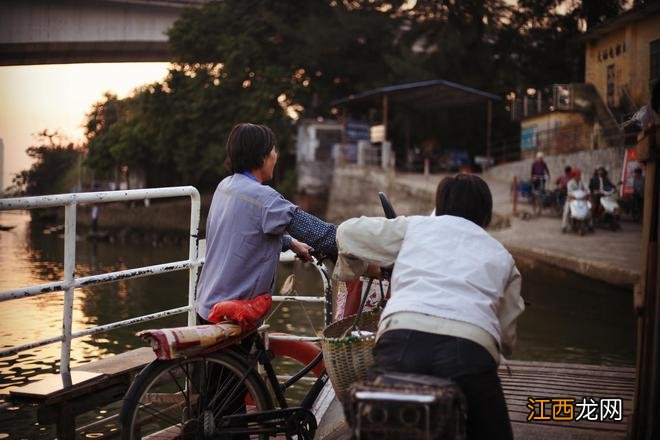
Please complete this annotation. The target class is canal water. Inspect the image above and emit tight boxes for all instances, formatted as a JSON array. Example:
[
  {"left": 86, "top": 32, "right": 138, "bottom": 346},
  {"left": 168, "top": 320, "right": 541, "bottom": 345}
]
[{"left": 0, "top": 210, "right": 635, "bottom": 438}]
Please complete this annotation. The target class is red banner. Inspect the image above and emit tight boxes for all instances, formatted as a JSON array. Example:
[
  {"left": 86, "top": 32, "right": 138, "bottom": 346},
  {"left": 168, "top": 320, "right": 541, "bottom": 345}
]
[{"left": 620, "top": 148, "right": 640, "bottom": 197}]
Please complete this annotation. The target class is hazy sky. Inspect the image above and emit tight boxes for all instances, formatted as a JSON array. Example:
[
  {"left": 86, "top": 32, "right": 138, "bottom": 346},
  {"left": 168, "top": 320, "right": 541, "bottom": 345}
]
[{"left": 0, "top": 62, "right": 170, "bottom": 190}]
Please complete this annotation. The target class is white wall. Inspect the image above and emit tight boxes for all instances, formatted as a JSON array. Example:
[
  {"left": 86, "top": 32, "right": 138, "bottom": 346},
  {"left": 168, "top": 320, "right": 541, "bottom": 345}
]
[{"left": 485, "top": 146, "right": 628, "bottom": 186}]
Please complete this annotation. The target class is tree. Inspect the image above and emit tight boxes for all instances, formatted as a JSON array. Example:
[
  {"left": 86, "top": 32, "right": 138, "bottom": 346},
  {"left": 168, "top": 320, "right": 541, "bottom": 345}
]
[
  {"left": 8, "top": 131, "right": 83, "bottom": 196},
  {"left": 85, "top": 0, "right": 403, "bottom": 190},
  {"left": 83, "top": 0, "right": 632, "bottom": 186}
]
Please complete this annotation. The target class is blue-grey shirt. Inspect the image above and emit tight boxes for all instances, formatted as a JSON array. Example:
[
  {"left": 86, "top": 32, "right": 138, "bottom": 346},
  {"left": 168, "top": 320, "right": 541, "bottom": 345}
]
[{"left": 195, "top": 173, "right": 337, "bottom": 320}]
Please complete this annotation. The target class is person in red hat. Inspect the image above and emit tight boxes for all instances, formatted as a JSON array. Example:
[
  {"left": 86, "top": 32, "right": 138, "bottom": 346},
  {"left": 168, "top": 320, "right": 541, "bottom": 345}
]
[{"left": 561, "top": 167, "right": 591, "bottom": 232}]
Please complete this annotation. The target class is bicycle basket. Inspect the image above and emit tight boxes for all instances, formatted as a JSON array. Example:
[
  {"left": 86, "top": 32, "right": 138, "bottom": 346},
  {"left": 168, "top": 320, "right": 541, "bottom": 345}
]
[{"left": 320, "top": 309, "right": 381, "bottom": 403}]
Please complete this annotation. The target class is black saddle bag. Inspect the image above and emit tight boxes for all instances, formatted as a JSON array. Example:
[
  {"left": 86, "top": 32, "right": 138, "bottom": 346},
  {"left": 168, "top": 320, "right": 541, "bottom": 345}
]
[{"left": 345, "top": 372, "right": 466, "bottom": 440}]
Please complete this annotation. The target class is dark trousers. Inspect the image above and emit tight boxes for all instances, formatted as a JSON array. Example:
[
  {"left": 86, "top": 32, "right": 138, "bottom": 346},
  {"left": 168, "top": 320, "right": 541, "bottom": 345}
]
[{"left": 370, "top": 330, "right": 513, "bottom": 440}]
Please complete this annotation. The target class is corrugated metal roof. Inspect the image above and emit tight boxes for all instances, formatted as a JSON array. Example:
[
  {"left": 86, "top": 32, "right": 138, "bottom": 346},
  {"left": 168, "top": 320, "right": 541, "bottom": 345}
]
[{"left": 330, "top": 79, "right": 500, "bottom": 110}]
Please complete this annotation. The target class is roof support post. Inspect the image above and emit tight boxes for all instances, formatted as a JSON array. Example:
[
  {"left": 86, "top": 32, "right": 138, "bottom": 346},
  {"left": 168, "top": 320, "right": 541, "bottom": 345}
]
[
  {"left": 382, "top": 93, "right": 389, "bottom": 142},
  {"left": 486, "top": 99, "right": 493, "bottom": 164},
  {"left": 631, "top": 124, "right": 660, "bottom": 439}
]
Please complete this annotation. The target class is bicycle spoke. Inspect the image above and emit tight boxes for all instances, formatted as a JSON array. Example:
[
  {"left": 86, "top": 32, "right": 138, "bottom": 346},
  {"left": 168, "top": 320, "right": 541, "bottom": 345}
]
[
  {"left": 179, "top": 362, "right": 203, "bottom": 397},
  {"left": 198, "top": 358, "right": 209, "bottom": 420},
  {"left": 123, "top": 351, "right": 275, "bottom": 440},
  {"left": 208, "top": 369, "right": 236, "bottom": 412},
  {"left": 168, "top": 369, "right": 191, "bottom": 411},
  {"left": 212, "top": 374, "right": 247, "bottom": 417},
  {"left": 136, "top": 402, "right": 183, "bottom": 428}
]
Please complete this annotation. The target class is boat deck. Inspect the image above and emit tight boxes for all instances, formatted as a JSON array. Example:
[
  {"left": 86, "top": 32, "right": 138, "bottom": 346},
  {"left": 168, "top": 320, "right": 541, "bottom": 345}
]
[
  {"left": 317, "top": 359, "right": 635, "bottom": 439},
  {"left": 8, "top": 353, "right": 635, "bottom": 439}
]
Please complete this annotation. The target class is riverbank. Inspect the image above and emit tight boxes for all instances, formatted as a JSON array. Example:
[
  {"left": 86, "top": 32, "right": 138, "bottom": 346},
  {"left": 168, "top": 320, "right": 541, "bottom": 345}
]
[
  {"left": 43, "top": 193, "right": 215, "bottom": 245},
  {"left": 328, "top": 167, "right": 641, "bottom": 287},
  {"left": 32, "top": 168, "right": 642, "bottom": 287}
]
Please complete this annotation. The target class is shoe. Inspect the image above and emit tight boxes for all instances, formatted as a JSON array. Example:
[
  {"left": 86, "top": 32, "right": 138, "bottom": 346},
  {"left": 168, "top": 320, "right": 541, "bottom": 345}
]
[{"left": 561, "top": 227, "right": 567, "bottom": 234}]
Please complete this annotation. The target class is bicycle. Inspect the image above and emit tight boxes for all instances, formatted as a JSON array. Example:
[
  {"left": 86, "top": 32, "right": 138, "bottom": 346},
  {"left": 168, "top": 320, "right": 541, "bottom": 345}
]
[
  {"left": 119, "top": 257, "right": 333, "bottom": 439},
  {"left": 530, "top": 176, "right": 547, "bottom": 217}
]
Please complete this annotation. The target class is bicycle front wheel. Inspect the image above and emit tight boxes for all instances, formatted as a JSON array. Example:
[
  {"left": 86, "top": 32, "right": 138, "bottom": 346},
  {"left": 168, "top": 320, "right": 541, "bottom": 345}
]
[{"left": 120, "top": 349, "right": 273, "bottom": 439}]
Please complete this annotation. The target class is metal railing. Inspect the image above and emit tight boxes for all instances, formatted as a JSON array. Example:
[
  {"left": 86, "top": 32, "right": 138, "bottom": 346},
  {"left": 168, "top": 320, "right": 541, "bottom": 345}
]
[
  {"left": 0, "top": 187, "right": 202, "bottom": 375},
  {"left": 0, "top": 187, "right": 332, "bottom": 377}
]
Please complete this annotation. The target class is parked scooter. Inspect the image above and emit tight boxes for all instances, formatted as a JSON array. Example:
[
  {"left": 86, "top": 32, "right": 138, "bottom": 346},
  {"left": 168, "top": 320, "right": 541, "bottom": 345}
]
[
  {"left": 566, "top": 189, "right": 592, "bottom": 236},
  {"left": 596, "top": 188, "right": 622, "bottom": 231}
]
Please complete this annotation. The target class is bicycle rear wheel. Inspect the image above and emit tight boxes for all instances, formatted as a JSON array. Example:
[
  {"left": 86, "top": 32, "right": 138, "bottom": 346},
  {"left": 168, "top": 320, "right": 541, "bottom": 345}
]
[{"left": 120, "top": 349, "right": 273, "bottom": 439}]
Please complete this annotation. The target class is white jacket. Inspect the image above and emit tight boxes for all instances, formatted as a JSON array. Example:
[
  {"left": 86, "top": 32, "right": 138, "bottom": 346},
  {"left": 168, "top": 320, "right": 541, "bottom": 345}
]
[{"left": 334, "top": 215, "right": 524, "bottom": 359}]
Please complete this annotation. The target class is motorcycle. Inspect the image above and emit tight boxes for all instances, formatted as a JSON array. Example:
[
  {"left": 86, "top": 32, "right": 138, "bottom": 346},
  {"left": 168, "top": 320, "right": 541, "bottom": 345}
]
[
  {"left": 595, "top": 188, "right": 621, "bottom": 231},
  {"left": 565, "top": 189, "right": 592, "bottom": 236}
]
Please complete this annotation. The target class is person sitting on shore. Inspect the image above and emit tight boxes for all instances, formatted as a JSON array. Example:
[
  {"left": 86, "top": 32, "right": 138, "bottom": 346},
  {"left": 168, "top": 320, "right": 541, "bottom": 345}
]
[
  {"left": 562, "top": 168, "right": 591, "bottom": 233},
  {"left": 556, "top": 166, "right": 572, "bottom": 192},
  {"left": 589, "top": 166, "right": 615, "bottom": 219},
  {"left": 334, "top": 173, "right": 525, "bottom": 440}
]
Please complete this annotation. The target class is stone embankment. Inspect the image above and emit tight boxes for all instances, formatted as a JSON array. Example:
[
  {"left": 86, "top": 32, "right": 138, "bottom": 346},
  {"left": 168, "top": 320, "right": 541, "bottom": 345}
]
[
  {"left": 485, "top": 145, "right": 628, "bottom": 187},
  {"left": 327, "top": 166, "right": 641, "bottom": 287},
  {"left": 63, "top": 194, "right": 214, "bottom": 244}
]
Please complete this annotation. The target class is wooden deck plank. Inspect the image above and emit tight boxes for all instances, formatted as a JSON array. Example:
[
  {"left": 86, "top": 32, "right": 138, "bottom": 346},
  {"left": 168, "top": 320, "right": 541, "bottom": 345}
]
[
  {"left": 500, "top": 375, "right": 635, "bottom": 387},
  {"left": 500, "top": 368, "right": 636, "bottom": 379},
  {"left": 9, "top": 371, "right": 103, "bottom": 399},
  {"left": 9, "top": 347, "right": 155, "bottom": 402},
  {"left": 511, "top": 421, "right": 626, "bottom": 440},
  {"left": 508, "top": 411, "right": 628, "bottom": 431},
  {"left": 498, "top": 360, "right": 633, "bottom": 437},
  {"left": 500, "top": 360, "right": 635, "bottom": 376},
  {"left": 316, "top": 360, "right": 635, "bottom": 439},
  {"left": 74, "top": 347, "right": 155, "bottom": 376},
  {"left": 501, "top": 373, "right": 635, "bottom": 385},
  {"left": 500, "top": 384, "right": 634, "bottom": 397}
]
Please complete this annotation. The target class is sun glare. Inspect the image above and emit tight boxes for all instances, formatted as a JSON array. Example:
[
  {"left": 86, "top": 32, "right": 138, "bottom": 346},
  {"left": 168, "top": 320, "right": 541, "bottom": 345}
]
[{"left": 0, "top": 62, "right": 170, "bottom": 189}]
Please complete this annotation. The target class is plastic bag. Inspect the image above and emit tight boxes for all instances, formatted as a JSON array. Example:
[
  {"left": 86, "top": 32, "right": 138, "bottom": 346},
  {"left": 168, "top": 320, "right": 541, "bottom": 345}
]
[{"left": 207, "top": 293, "right": 272, "bottom": 329}]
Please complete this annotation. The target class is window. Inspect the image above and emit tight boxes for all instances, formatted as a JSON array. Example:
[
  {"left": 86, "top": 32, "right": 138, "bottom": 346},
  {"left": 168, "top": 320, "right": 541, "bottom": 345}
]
[
  {"left": 607, "top": 64, "right": 615, "bottom": 107},
  {"left": 650, "top": 39, "right": 660, "bottom": 83}
]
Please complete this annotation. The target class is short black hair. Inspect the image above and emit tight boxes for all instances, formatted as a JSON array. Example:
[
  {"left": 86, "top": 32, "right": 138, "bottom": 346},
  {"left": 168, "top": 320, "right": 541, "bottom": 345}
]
[
  {"left": 435, "top": 173, "right": 493, "bottom": 228},
  {"left": 564, "top": 166, "right": 572, "bottom": 173},
  {"left": 225, "top": 123, "right": 276, "bottom": 173}
]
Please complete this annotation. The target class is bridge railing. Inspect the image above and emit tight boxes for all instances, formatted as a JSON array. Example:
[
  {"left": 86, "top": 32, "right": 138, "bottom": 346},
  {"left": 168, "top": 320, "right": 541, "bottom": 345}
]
[{"left": 0, "top": 187, "right": 332, "bottom": 377}]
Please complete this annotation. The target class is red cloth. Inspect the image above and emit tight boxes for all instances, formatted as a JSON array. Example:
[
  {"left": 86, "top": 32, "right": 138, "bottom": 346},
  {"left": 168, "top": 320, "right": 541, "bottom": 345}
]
[
  {"left": 343, "top": 280, "right": 364, "bottom": 317},
  {"left": 207, "top": 294, "right": 272, "bottom": 329}
]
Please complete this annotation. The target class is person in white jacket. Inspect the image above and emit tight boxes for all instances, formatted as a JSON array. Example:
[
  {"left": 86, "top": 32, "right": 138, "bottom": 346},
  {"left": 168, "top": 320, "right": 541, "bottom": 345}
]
[{"left": 334, "top": 173, "right": 524, "bottom": 440}]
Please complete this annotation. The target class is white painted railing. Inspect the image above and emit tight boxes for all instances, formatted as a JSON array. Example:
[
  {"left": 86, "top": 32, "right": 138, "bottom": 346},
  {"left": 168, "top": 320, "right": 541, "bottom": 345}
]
[
  {"left": 0, "top": 187, "right": 332, "bottom": 376},
  {"left": 0, "top": 187, "right": 202, "bottom": 374}
]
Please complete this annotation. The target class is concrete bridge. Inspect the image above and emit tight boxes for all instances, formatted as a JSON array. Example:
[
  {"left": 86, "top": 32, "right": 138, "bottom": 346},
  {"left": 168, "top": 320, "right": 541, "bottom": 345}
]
[{"left": 0, "top": 0, "right": 208, "bottom": 66}]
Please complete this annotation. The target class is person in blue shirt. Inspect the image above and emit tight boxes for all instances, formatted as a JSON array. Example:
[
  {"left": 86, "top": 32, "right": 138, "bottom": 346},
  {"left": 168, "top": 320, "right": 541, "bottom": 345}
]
[{"left": 196, "top": 122, "right": 337, "bottom": 323}]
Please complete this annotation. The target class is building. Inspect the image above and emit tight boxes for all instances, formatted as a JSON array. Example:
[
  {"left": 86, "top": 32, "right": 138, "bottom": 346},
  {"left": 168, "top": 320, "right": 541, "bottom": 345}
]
[
  {"left": 0, "top": 138, "right": 4, "bottom": 195},
  {"left": 583, "top": 3, "right": 660, "bottom": 112},
  {"left": 295, "top": 119, "right": 342, "bottom": 195},
  {"left": 509, "top": 3, "right": 660, "bottom": 160}
]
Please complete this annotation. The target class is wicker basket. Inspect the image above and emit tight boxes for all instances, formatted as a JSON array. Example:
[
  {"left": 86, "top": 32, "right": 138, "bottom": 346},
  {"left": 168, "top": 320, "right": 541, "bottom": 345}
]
[{"left": 321, "top": 309, "right": 381, "bottom": 403}]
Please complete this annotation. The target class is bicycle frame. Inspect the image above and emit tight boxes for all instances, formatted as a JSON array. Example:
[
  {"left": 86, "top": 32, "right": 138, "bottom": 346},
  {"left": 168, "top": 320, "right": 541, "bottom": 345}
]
[
  {"left": 122, "top": 257, "right": 333, "bottom": 439},
  {"left": 164, "top": 307, "right": 331, "bottom": 438},
  {"left": 252, "top": 333, "right": 328, "bottom": 410}
]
